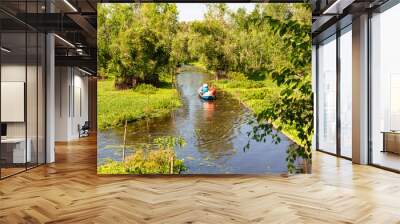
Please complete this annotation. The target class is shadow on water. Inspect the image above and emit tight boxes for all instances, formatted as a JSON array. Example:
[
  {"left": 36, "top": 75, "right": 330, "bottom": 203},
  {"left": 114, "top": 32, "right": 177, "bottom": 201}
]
[{"left": 98, "top": 68, "right": 292, "bottom": 174}]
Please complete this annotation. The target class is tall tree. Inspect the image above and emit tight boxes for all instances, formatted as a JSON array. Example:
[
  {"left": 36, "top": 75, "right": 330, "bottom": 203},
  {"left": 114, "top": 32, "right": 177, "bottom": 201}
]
[
  {"left": 98, "top": 3, "right": 179, "bottom": 88},
  {"left": 190, "top": 3, "right": 235, "bottom": 79}
]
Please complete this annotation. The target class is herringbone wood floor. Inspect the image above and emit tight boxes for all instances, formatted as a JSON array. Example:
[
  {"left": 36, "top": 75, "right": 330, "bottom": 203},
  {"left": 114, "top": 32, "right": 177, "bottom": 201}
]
[{"left": 1, "top": 136, "right": 400, "bottom": 224}]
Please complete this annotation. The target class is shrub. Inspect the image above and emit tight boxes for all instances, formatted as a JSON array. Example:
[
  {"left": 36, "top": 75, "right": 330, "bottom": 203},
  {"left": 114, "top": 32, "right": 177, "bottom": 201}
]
[
  {"left": 134, "top": 83, "right": 158, "bottom": 94},
  {"left": 227, "top": 71, "right": 247, "bottom": 81},
  {"left": 98, "top": 136, "right": 187, "bottom": 174},
  {"left": 97, "top": 161, "right": 127, "bottom": 174}
]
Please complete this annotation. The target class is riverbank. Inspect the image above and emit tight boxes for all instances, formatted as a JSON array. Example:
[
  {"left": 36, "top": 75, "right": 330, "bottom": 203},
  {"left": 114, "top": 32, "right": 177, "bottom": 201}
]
[
  {"left": 213, "top": 78, "right": 302, "bottom": 146},
  {"left": 98, "top": 78, "right": 181, "bottom": 130}
]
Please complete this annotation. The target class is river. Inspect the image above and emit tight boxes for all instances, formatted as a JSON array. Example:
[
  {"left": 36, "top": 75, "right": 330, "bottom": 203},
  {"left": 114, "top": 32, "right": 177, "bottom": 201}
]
[{"left": 98, "top": 68, "right": 293, "bottom": 174}]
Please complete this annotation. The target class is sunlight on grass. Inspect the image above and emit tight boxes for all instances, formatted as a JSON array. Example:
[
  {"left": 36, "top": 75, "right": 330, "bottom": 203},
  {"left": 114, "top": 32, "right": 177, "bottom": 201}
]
[
  {"left": 213, "top": 78, "right": 302, "bottom": 145},
  {"left": 98, "top": 79, "right": 181, "bottom": 130},
  {"left": 98, "top": 136, "right": 186, "bottom": 174}
]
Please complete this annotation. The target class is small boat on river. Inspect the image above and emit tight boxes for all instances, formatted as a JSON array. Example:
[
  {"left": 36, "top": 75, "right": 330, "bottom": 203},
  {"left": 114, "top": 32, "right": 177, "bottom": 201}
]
[{"left": 198, "top": 84, "right": 216, "bottom": 101}]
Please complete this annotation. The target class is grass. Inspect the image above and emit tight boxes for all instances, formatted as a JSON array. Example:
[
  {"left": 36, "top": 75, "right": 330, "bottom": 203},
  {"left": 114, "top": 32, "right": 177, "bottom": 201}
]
[
  {"left": 98, "top": 136, "right": 186, "bottom": 174},
  {"left": 97, "top": 148, "right": 186, "bottom": 174},
  {"left": 98, "top": 78, "right": 181, "bottom": 130},
  {"left": 188, "top": 61, "right": 207, "bottom": 70},
  {"left": 213, "top": 77, "right": 302, "bottom": 145}
]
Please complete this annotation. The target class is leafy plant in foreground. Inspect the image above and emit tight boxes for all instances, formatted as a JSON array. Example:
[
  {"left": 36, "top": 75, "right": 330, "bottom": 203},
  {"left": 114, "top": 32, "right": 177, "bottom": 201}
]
[
  {"left": 97, "top": 136, "right": 186, "bottom": 174},
  {"left": 248, "top": 12, "right": 313, "bottom": 174}
]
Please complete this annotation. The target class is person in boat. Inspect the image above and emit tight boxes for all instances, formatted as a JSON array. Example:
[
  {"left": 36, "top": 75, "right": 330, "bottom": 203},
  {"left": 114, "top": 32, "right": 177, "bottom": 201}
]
[
  {"left": 209, "top": 86, "right": 216, "bottom": 96},
  {"left": 202, "top": 83, "right": 209, "bottom": 93},
  {"left": 201, "top": 84, "right": 216, "bottom": 95}
]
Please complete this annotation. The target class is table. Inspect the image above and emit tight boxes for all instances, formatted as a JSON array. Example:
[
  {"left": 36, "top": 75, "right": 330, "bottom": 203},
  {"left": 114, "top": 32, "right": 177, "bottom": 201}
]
[
  {"left": 381, "top": 131, "right": 400, "bottom": 154},
  {"left": 1, "top": 138, "right": 31, "bottom": 163}
]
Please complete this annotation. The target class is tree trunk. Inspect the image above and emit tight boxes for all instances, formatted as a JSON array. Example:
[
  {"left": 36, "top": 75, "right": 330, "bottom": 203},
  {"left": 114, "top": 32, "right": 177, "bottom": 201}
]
[
  {"left": 216, "top": 70, "right": 223, "bottom": 80},
  {"left": 115, "top": 76, "right": 138, "bottom": 90},
  {"left": 144, "top": 74, "right": 160, "bottom": 87},
  {"left": 302, "top": 159, "right": 312, "bottom": 174}
]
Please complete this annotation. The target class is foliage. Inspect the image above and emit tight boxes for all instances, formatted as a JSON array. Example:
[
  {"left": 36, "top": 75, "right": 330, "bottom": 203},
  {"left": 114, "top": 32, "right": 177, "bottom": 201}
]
[
  {"left": 171, "top": 23, "right": 193, "bottom": 66},
  {"left": 213, "top": 79, "right": 301, "bottom": 144},
  {"left": 189, "top": 4, "right": 235, "bottom": 79},
  {"left": 209, "top": 4, "right": 312, "bottom": 173},
  {"left": 98, "top": 136, "right": 187, "bottom": 174},
  {"left": 97, "top": 4, "right": 136, "bottom": 78},
  {"left": 134, "top": 83, "right": 158, "bottom": 95},
  {"left": 184, "top": 4, "right": 310, "bottom": 81},
  {"left": 98, "top": 3, "right": 310, "bottom": 87},
  {"left": 97, "top": 5, "right": 110, "bottom": 78},
  {"left": 98, "top": 4, "right": 180, "bottom": 87},
  {"left": 246, "top": 8, "right": 313, "bottom": 174},
  {"left": 97, "top": 150, "right": 186, "bottom": 174},
  {"left": 226, "top": 72, "right": 247, "bottom": 81},
  {"left": 98, "top": 79, "right": 181, "bottom": 129},
  {"left": 223, "top": 79, "right": 266, "bottom": 89}
]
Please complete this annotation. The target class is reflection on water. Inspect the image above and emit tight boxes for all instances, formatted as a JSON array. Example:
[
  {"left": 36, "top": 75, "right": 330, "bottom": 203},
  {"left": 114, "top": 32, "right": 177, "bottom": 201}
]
[{"left": 98, "top": 69, "right": 292, "bottom": 174}]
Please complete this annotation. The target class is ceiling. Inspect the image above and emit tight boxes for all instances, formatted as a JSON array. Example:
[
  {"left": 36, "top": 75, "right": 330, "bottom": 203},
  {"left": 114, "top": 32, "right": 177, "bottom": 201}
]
[
  {"left": 311, "top": 0, "right": 390, "bottom": 43},
  {"left": 0, "top": 0, "right": 97, "bottom": 74}
]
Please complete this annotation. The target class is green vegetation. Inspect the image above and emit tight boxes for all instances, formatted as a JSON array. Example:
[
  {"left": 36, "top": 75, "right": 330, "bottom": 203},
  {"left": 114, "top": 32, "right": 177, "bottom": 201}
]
[
  {"left": 98, "top": 136, "right": 186, "bottom": 174},
  {"left": 97, "top": 4, "right": 185, "bottom": 128},
  {"left": 98, "top": 4, "right": 183, "bottom": 88},
  {"left": 213, "top": 76, "right": 302, "bottom": 145},
  {"left": 98, "top": 3, "right": 312, "bottom": 173},
  {"left": 98, "top": 79, "right": 181, "bottom": 130},
  {"left": 247, "top": 9, "right": 313, "bottom": 173}
]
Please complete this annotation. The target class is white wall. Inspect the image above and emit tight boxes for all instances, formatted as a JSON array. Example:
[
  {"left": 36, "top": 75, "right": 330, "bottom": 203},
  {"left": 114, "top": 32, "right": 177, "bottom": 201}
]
[
  {"left": 1, "top": 64, "right": 26, "bottom": 138},
  {"left": 1, "top": 62, "right": 46, "bottom": 164},
  {"left": 55, "top": 66, "right": 69, "bottom": 141},
  {"left": 55, "top": 66, "right": 89, "bottom": 141},
  {"left": 1, "top": 64, "right": 25, "bottom": 81},
  {"left": 72, "top": 71, "right": 89, "bottom": 137}
]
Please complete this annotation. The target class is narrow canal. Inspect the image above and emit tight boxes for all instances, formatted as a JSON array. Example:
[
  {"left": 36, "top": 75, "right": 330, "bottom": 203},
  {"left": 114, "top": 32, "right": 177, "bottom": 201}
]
[{"left": 98, "top": 68, "right": 293, "bottom": 174}]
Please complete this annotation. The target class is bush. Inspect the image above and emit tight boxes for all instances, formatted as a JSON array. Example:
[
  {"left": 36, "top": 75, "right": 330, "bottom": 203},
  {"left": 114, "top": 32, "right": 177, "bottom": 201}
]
[
  {"left": 98, "top": 136, "right": 187, "bottom": 174},
  {"left": 97, "top": 161, "right": 127, "bottom": 174},
  {"left": 227, "top": 71, "right": 247, "bottom": 81},
  {"left": 134, "top": 83, "right": 158, "bottom": 94},
  {"left": 97, "top": 151, "right": 186, "bottom": 174}
]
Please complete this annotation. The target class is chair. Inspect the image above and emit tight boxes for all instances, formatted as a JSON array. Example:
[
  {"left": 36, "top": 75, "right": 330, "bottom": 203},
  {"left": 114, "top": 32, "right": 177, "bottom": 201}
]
[{"left": 79, "top": 121, "right": 90, "bottom": 138}]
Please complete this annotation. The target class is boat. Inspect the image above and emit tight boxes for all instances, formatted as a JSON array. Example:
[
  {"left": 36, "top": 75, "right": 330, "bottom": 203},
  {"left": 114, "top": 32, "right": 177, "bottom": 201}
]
[{"left": 198, "top": 87, "right": 216, "bottom": 100}]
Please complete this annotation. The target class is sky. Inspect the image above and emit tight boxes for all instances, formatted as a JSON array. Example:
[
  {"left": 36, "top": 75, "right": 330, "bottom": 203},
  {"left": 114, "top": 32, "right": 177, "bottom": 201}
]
[{"left": 176, "top": 3, "right": 256, "bottom": 22}]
